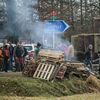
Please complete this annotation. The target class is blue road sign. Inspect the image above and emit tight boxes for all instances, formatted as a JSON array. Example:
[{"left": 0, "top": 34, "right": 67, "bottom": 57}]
[{"left": 44, "top": 20, "right": 70, "bottom": 33}]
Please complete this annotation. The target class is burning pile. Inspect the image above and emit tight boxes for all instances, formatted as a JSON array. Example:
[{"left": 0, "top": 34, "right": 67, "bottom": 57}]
[{"left": 23, "top": 49, "right": 91, "bottom": 80}]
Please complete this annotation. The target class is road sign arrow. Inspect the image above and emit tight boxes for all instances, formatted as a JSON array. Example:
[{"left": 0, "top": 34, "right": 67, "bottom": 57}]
[{"left": 44, "top": 20, "right": 70, "bottom": 33}]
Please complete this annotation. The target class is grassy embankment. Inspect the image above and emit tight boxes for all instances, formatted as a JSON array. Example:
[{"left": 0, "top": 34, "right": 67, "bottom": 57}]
[{"left": 0, "top": 72, "right": 100, "bottom": 99}]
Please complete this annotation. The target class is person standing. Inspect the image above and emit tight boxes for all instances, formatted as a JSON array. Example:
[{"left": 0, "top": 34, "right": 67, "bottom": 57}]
[
  {"left": 34, "top": 42, "right": 41, "bottom": 61},
  {"left": 9, "top": 42, "right": 14, "bottom": 70},
  {"left": 21, "top": 43, "right": 28, "bottom": 65},
  {"left": 14, "top": 42, "right": 24, "bottom": 71},
  {"left": 2, "top": 44, "right": 10, "bottom": 72},
  {"left": 84, "top": 44, "right": 93, "bottom": 71},
  {"left": 93, "top": 51, "right": 100, "bottom": 74},
  {"left": 0, "top": 46, "right": 3, "bottom": 70}
]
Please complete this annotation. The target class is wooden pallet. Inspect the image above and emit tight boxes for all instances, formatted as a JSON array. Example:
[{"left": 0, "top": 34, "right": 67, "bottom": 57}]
[
  {"left": 39, "top": 50, "right": 64, "bottom": 60},
  {"left": 55, "top": 63, "right": 67, "bottom": 79},
  {"left": 33, "top": 63, "right": 57, "bottom": 80}
]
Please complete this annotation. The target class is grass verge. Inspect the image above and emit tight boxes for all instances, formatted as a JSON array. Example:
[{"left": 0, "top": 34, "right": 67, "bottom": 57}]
[{"left": 0, "top": 72, "right": 100, "bottom": 97}]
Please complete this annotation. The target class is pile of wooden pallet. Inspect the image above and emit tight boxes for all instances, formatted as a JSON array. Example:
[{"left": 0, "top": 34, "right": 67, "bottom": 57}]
[
  {"left": 23, "top": 60, "right": 90, "bottom": 80},
  {"left": 23, "top": 49, "right": 91, "bottom": 80},
  {"left": 39, "top": 49, "right": 64, "bottom": 62},
  {"left": 32, "top": 61, "right": 90, "bottom": 80}
]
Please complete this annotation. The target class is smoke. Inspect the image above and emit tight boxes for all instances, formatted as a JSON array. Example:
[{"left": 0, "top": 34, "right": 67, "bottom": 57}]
[
  {"left": 1, "top": 0, "right": 76, "bottom": 60},
  {"left": 14, "top": 0, "right": 33, "bottom": 34},
  {"left": 4, "top": 0, "right": 37, "bottom": 38},
  {"left": 32, "top": 21, "right": 76, "bottom": 60},
  {"left": 4, "top": 0, "right": 68, "bottom": 46},
  {"left": 32, "top": 21, "right": 69, "bottom": 47}
]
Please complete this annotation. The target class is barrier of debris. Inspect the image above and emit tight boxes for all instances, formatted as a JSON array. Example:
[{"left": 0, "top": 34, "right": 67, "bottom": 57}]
[{"left": 23, "top": 49, "right": 91, "bottom": 80}]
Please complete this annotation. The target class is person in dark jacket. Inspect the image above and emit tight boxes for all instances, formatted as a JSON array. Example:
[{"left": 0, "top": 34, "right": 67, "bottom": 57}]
[
  {"left": 9, "top": 42, "right": 14, "bottom": 70},
  {"left": 14, "top": 42, "right": 24, "bottom": 71},
  {"left": 84, "top": 44, "right": 93, "bottom": 71},
  {"left": 21, "top": 44, "right": 28, "bottom": 65},
  {"left": 2, "top": 44, "right": 10, "bottom": 72},
  {"left": 93, "top": 51, "right": 100, "bottom": 74},
  {"left": 0, "top": 47, "right": 3, "bottom": 71}
]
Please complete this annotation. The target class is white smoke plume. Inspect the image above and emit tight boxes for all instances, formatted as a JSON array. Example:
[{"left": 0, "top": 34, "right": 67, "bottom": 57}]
[
  {"left": 13, "top": 0, "right": 37, "bottom": 36},
  {"left": 13, "top": 0, "right": 75, "bottom": 60},
  {"left": 2, "top": 0, "right": 75, "bottom": 60},
  {"left": 1, "top": 0, "right": 36, "bottom": 37}
]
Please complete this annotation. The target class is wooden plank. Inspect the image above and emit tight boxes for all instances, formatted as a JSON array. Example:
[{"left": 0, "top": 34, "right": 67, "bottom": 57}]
[
  {"left": 47, "top": 65, "right": 55, "bottom": 80},
  {"left": 39, "top": 50, "right": 64, "bottom": 58},
  {"left": 39, "top": 54, "right": 63, "bottom": 57},
  {"left": 71, "top": 63, "right": 84, "bottom": 65},
  {"left": 40, "top": 64, "right": 48, "bottom": 78},
  {"left": 55, "top": 63, "right": 67, "bottom": 79},
  {"left": 39, "top": 49, "right": 64, "bottom": 53},
  {"left": 51, "top": 63, "right": 64, "bottom": 80},
  {"left": 33, "top": 63, "right": 42, "bottom": 77},
  {"left": 39, "top": 52, "right": 64, "bottom": 55},
  {"left": 60, "top": 63, "right": 64, "bottom": 67},
  {"left": 38, "top": 63, "right": 46, "bottom": 78},
  {"left": 43, "top": 64, "right": 52, "bottom": 79},
  {"left": 36, "top": 63, "right": 45, "bottom": 78},
  {"left": 51, "top": 65, "right": 59, "bottom": 80},
  {"left": 39, "top": 54, "right": 64, "bottom": 58}
]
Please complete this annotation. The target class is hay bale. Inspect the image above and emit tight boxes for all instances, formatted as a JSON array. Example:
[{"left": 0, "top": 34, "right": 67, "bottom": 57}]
[{"left": 86, "top": 75, "right": 100, "bottom": 91}]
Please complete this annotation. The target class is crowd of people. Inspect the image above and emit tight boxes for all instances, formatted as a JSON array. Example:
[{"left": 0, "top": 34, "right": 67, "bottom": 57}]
[
  {"left": 0, "top": 40, "right": 100, "bottom": 74},
  {"left": 0, "top": 41, "right": 28, "bottom": 72}
]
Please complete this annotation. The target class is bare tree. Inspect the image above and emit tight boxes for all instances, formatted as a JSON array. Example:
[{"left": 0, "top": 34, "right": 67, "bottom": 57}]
[{"left": 35, "top": 0, "right": 100, "bottom": 36}]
